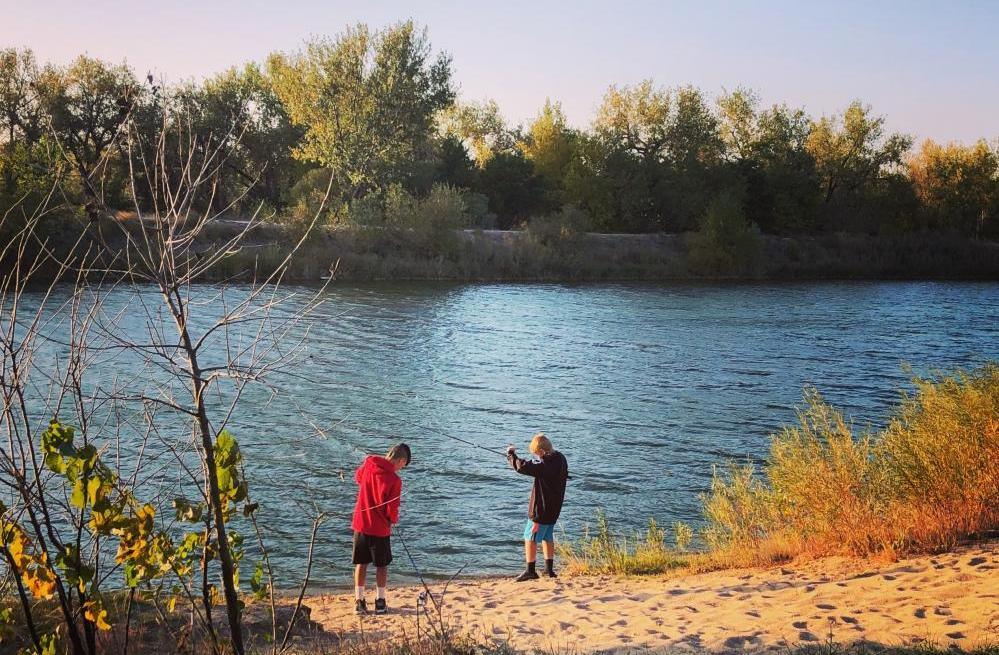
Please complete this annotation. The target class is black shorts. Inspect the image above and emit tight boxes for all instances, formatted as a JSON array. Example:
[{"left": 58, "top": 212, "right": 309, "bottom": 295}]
[{"left": 352, "top": 531, "right": 392, "bottom": 567}]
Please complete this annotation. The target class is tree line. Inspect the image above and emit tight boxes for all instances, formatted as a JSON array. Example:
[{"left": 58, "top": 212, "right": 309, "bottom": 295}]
[{"left": 2, "top": 21, "right": 998, "bottom": 240}]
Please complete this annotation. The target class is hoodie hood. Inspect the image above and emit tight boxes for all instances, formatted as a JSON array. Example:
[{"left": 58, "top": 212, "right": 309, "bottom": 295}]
[{"left": 362, "top": 455, "right": 397, "bottom": 476}]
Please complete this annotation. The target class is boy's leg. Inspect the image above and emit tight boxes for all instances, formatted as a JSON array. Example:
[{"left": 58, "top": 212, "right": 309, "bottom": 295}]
[
  {"left": 375, "top": 566, "right": 388, "bottom": 598},
  {"left": 373, "top": 536, "right": 392, "bottom": 613},
  {"left": 542, "top": 538, "right": 556, "bottom": 576},
  {"left": 354, "top": 564, "right": 367, "bottom": 598},
  {"left": 516, "top": 521, "right": 540, "bottom": 581},
  {"left": 524, "top": 539, "right": 538, "bottom": 564}
]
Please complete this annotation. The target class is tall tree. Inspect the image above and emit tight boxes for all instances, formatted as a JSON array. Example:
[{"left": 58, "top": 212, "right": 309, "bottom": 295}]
[
  {"left": 806, "top": 101, "right": 911, "bottom": 206},
  {"left": 518, "top": 99, "right": 575, "bottom": 181},
  {"left": 34, "top": 55, "right": 140, "bottom": 218},
  {"left": 268, "top": 21, "right": 454, "bottom": 199},
  {"left": 908, "top": 139, "right": 999, "bottom": 237},
  {"left": 438, "top": 99, "right": 513, "bottom": 167},
  {"left": 717, "top": 89, "right": 820, "bottom": 232}
]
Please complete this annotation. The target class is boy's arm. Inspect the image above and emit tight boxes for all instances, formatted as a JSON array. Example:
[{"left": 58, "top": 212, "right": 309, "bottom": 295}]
[
  {"left": 507, "top": 449, "right": 543, "bottom": 477},
  {"left": 386, "top": 478, "right": 402, "bottom": 524}
]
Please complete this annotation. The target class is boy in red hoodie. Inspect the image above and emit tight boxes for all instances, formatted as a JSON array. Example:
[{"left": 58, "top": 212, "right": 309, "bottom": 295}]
[{"left": 351, "top": 443, "right": 411, "bottom": 615}]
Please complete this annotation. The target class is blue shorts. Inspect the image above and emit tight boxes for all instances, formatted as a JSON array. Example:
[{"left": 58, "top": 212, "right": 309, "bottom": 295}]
[{"left": 524, "top": 520, "right": 555, "bottom": 543}]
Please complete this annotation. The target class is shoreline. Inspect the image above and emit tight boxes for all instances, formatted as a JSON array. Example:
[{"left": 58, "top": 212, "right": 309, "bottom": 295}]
[
  {"left": 280, "top": 541, "right": 999, "bottom": 653},
  {"left": 13, "top": 219, "right": 999, "bottom": 283}
]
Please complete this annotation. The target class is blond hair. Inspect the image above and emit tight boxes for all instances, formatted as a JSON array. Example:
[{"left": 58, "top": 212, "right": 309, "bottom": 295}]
[{"left": 529, "top": 433, "right": 553, "bottom": 456}]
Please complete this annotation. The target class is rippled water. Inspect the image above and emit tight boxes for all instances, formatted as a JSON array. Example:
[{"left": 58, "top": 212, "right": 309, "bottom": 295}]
[{"left": 16, "top": 282, "right": 999, "bottom": 587}]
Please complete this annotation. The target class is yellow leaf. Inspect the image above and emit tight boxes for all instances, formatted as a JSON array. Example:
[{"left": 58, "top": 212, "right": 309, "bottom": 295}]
[{"left": 83, "top": 600, "right": 111, "bottom": 631}]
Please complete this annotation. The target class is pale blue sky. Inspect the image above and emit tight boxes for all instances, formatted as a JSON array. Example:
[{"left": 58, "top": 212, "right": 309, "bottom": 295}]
[{"left": 4, "top": 0, "right": 997, "bottom": 143}]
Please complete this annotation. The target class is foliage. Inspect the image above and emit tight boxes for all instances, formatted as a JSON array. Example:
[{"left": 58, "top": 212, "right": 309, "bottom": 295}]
[
  {"left": 2, "top": 29, "right": 999, "bottom": 278},
  {"left": 268, "top": 22, "right": 454, "bottom": 200},
  {"left": 704, "top": 364, "right": 999, "bottom": 561},
  {"left": 477, "top": 151, "right": 547, "bottom": 229},
  {"left": 687, "top": 187, "right": 762, "bottom": 276},
  {"left": 559, "top": 511, "right": 693, "bottom": 575},
  {"left": 908, "top": 139, "right": 999, "bottom": 237},
  {"left": 806, "top": 102, "right": 912, "bottom": 230},
  {"left": 438, "top": 99, "right": 514, "bottom": 167}
]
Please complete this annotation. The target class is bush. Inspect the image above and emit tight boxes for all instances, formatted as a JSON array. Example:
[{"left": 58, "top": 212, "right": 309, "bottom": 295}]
[
  {"left": 559, "top": 511, "right": 693, "bottom": 575},
  {"left": 687, "top": 187, "right": 762, "bottom": 276},
  {"left": 704, "top": 364, "right": 999, "bottom": 561}
]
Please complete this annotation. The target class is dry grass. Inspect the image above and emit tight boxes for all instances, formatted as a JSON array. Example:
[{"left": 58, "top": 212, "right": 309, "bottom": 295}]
[
  {"left": 706, "top": 364, "right": 999, "bottom": 563},
  {"left": 563, "top": 364, "right": 999, "bottom": 576}
]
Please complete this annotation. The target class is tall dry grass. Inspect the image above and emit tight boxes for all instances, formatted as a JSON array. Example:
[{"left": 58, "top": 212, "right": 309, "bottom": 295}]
[
  {"left": 564, "top": 364, "right": 999, "bottom": 575},
  {"left": 705, "top": 364, "right": 999, "bottom": 563}
]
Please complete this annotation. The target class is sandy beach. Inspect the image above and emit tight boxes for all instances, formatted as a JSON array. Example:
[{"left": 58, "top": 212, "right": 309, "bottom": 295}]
[{"left": 298, "top": 542, "right": 999, "bottom": 653}]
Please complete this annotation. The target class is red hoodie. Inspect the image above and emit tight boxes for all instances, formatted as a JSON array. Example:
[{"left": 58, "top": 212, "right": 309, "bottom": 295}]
[{"left": 351, "top": 455, "right": 402, "bottom": 537}]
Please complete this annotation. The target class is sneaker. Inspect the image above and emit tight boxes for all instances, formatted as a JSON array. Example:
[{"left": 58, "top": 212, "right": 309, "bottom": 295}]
[
  {"left": 543, "top": 569, "right": 558, "bottom": 578},
  {"left": 515, "top": 569, "right": 540, "bottom": 582},
  {"left": 355, "top": 599, "right": 368, "bottom": 615},
  {"left": 374, "top": 598, "right": 387, "bottom": 614}
]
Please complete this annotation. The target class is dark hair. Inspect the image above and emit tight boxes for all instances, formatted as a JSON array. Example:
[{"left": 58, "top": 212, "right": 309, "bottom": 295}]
[{"left": 386, "top": 443, "right": 411, "bottom": 466}]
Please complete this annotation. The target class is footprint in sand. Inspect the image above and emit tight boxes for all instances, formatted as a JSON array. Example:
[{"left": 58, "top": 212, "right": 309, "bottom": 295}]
[
  {"left": 947, "top": 632, "right": 966, "bottom": 640},
  {"left": 816, "top": 604, "right": 836, "bottom": 610},
  {"left": 946, "top": 619, "right": 962, "bottom": 626},
  {"left": 792, "top": 621, "right": 808, "bottom": 629},
  {"left": 968, "top": 557, "right": 987, "bottom": 566},
  {"left": 841, "top": 616, "right": 858, "bottom": 625},
  {"left": 914, "top": 608, "right": 927, "bottom": 619},
  {"left": 483, "top": 601, "right": 497, "bottom": 609},
  {"left": 746, "top": 610, "right": 761, "bottom": 618},
  {"left": 933, "top": 606, "right": 952, "bottom": 616},
  {"left": 798, "top": 631, "right": 819, "bottom": 642},
  {"left": 724, "top": 635, "right": 759, "bottom": 648}
]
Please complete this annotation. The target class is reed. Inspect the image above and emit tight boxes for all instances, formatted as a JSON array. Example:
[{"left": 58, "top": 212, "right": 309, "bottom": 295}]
[
  {"left": 565, "top": 364, "right": 999, "bottom": 575},
  {"left": 706, "top": 364, "right": 999, "bottom": 562}
]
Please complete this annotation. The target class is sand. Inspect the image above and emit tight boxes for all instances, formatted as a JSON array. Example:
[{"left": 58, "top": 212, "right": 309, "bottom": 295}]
[{"left": 299, "top": 542, "right": 999, "bottom": 653}]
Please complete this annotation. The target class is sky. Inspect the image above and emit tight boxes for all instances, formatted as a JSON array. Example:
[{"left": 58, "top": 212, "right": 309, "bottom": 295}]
[{"left": 3, "top": 0, "right": 998, "bottom": 144}]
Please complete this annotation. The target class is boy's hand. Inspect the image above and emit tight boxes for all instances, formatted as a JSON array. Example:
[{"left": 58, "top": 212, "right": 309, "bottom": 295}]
[{"left": 506, "top": 445, "right": 516, "bottom": 457}]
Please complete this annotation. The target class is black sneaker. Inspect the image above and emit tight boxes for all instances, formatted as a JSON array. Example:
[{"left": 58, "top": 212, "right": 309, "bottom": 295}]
[
  {"left": 355, "top": 599, "right": 368, "bottom": 615},
  {"left": 374, "top": 598, "right": 387, "bottom": 614},
  {"left": 515, "top": 569, "right": 540, "bottom": 582},
  {"left": 544, "top": 569, "right": 558, "bottom": 578}
]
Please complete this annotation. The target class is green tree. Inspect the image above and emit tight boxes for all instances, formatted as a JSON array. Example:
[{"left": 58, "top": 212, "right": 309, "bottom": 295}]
[
  {"left": 908, "top": 139, "right": 999, "bottom": 237},
  {"left": 717, "top": 89, "right": 820, "bottom": 232},
  {"left": 519, "top": 100, "right": 575, "bottom": 182},
  {"left": 806, "top": 101, "right": 912, "bottom": 213},
  {"left": 687, "top": 186, "right": 761, "bottom": 276},
  {"left": 268, "top": 21, "right": 454, "bottom": 199},
  {"left": 189, "top": 63, "right": 305, "bottom": 212},
  {"left": 434, "top": 133, "right": 478, "bottom": 188},
  {"left": 0, "top": 48, "right": 43, "bottom": 148},
  {"left": 438, "top": 99, "right": 514, "bottom": 167},
  {"left": 33, "top": 55, "right": 140, "bottom": 218},
  {"left": 477, "top": 151, "right": 546, "bottom": 228}
]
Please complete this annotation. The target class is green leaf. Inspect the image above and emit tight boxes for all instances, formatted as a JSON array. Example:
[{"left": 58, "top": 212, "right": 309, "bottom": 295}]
[
  {"left": 172, "top": 498, "right": 204, "bottom": 523},
  {"left": 70, "top": 479, "right": 86, "bottom": 509},
  {"left": 86, "top": 476, "right": 102, "bottom": 506}
]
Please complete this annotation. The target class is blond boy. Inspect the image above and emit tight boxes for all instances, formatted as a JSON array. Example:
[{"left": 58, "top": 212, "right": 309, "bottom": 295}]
[{"left": 506, "top": 433, "right": 569, "bottom": 581}]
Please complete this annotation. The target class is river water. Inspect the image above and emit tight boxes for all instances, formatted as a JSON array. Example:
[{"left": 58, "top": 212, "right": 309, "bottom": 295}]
[{"left": 14, "top": 281, "right": 999, "bottom": 587}]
